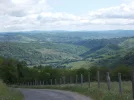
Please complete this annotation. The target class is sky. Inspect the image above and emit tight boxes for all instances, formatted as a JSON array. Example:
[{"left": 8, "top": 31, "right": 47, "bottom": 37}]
[{"left": 0, "top": 0, "right": 134, "bottom": 32}]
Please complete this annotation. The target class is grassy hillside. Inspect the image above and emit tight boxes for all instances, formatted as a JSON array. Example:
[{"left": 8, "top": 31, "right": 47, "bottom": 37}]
[
  {"left": 0, "top": 80, "right": 23, "bottom": 100},
  {"left": 63, "top": 61, "right": 89, "bottom": 69},
  {"left": 0, "top": 42, "right": 88, "bottom": 65},
  {"left": 70, "top": 37, "right": 134, "bottom": 68}
]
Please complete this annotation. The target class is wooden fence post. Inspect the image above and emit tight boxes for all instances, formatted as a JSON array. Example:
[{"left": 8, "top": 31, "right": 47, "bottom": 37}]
[
  {"left": 40, "top": 81, "right": 42, "bottom": 85},
  {"left": 88, "top": 72, "right": 91, "bottom": 88},
  {"left": 30, "top": 82, "right": 32, "bottom": 86},
  {"left": 97, "top": 71, "right": 100, "bottom": 88},
  {"left": 50, "top": 79, "right": 52, "bottom": 85},
  {"left": 118, "top": 73, "right": 123, "bottom": 95},
  {"left": 43, "top": 81, "right": 45, "bottom": 85},
  {"left": 55, "top": 79, "right": 57, "bottom": 85},
  {"left": 60, "top": 78, "right": 62, "bottom": 85},
  {"left": 76, "top": 75, "right": 78, "bottom": 84},
  {"left": 81, "top": 74, "right": 83, "bottom": 86},
  {"left": 34, "top": 80, "right": 35, "bottom": 85},
  {"left": 132, "top": 70, "right": 134, "bottom": 99},
  {"left": 70, "top": 76, "right": 72, "bottom": 84},
  {"left": 32, "top": 82, "right": 33, "bottom": 86},
  {"left": 46, "top": 81, "right": 48, "bottom": 85},
  {"left": 63, "top": 76, "right": 66, "bottom": 84},
  {"left": 35, "top": 80, "right": 37, "bottom": 85},
  {"left": 106, "top": 72, "right": 111, "bottom": 91}
]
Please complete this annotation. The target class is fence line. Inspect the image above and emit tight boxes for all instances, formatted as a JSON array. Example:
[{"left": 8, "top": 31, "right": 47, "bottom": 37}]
[
  {"left": 97, "top": 71, "right": 100, "bottom": 88},
  {"left": 132, "top": 70, "right": 134, "bottom": 99},
  {"left": 118, "top": 73, "right": 123, "bottom": 95},
  {"left": 106, "top": 72, "right": 111, "bottom": 91},
  {"left": 12, "top": 71, "right": 134, "bottom": 99}
]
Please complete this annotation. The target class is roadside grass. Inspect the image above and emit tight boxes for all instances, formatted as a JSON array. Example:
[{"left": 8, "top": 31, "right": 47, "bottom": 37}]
[
  {"left": 14, "top": 81, "right": 132, "bottom": 100},
  {"left": 0, "top": 80, "right": 23, "bottom": 100}
]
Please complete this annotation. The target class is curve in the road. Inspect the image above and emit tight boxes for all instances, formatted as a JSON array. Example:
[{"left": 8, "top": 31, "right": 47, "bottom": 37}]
[{"left": 19, "top": 89, "right": 92, "bottom": 100}]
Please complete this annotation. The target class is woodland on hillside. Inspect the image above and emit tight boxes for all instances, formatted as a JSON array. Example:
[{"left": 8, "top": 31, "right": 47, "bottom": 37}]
[{"left": 0, "top": 57, "right": 132, "bottom": 84}]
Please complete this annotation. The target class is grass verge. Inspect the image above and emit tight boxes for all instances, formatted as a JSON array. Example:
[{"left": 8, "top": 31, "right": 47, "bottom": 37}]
[
  {"left": 13, "top": 82, "right": 133, "bottom": 100},
  {"left": 0, "top": 80, "right": 23, "bottom": 100}
]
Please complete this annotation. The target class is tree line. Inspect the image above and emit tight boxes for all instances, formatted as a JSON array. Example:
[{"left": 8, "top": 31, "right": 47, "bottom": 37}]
[{"left": 0, "top": 57, "right": 133, "bottom": 84}]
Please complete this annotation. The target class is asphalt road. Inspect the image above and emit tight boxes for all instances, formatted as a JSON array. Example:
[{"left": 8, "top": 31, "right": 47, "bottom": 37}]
[{"left": 19, "top": 89, "right": 91, "bottom": 100}]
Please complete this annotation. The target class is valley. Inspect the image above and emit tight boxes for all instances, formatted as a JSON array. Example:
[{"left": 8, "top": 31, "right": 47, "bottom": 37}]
[{"left": 0, "top": 30, "right": 134, "bottom": 68}]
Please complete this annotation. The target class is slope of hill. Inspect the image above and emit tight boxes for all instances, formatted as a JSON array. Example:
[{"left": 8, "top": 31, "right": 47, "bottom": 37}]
[
  {"left": 119, "top": 51, "right": 134, "bottom": 66},
  {"left": 0, "top": 30, "right": 134, "bottom": 68},
  {"left": 0, "top": 42, "right": 88, "bottom": 65},
  {"left": 74, "top": 37, "right": 134, "bottom": 68}
]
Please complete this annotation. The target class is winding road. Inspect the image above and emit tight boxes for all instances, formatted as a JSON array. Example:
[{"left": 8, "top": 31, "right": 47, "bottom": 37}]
[{"left": 19, "top": 89, "right": 91, "bottom": 100}]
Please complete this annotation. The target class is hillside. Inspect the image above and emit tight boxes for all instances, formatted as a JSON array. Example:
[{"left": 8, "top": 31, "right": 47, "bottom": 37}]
[
  {"left": 0, "top": 31, "right": 134, "bottom": 68},
  {"left": 73, "top": 37, "right": 134, "bottom": 68},
  {"left": 0, "top": 42, "right": 87, "bottom": 65}
]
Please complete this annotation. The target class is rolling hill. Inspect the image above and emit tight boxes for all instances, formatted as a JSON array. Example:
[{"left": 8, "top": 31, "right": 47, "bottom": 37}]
[
  {"left": 0, "top": 30, "right": 134, "bottom": 68},
  {"left": 73, "top": 37, "right": 134, "bottom": 68},
  {"left": 0, "top": 42, "right": 88, "bottom": 65}
]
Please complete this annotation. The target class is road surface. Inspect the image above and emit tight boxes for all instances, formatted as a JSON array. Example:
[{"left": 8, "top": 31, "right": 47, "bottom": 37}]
[{"left": 19, "top": 89, "right": 92, "bottom": 100}]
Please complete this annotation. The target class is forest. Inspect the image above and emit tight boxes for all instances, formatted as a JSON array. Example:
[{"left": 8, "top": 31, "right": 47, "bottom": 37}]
[{"left": 0, "top": 57, "right": 133, "bottom": 84}]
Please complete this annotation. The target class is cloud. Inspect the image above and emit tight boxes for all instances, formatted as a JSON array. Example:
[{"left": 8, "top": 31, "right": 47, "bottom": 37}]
[
  {"left": 0, "top": 0, "right": 134, "bottom": 31},
  {"left": 89, "top": 2, "right": 134, "bottom": 19},
  {"left": 0, "top": 0, "right": 50, "bottom": 17},
  {"left": 87, "top": 2, "right": 134, "bottom": 25}
]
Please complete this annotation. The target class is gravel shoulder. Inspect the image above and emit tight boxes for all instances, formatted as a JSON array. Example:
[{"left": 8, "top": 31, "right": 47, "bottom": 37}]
[{"left": 19, "top": 89, "right": 92, "bottom": 100}]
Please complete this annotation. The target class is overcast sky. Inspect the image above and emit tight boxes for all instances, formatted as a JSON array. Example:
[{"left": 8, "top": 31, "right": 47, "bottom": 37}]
[{"left": 0, "top": 0, "right": 134, "bottom": 32}]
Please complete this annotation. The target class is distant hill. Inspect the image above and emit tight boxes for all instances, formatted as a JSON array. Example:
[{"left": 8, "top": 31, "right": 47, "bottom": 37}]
[{"left": 0, "top": 30, "right": 134, "bottom": 43}]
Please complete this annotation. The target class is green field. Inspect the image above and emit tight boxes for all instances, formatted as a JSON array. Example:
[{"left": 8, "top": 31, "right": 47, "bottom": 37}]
[
  {"left": 0, "top": 80, "right": 23, "bottom": 100},
  {"left": 63, "top": 61, "right": 92, "bottom": 69},
  {"left": 15, "top": 82, "right": 133, "bottom": 100}
]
